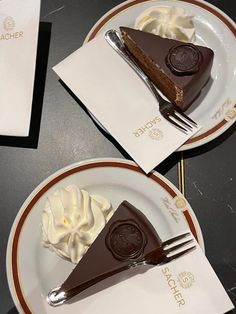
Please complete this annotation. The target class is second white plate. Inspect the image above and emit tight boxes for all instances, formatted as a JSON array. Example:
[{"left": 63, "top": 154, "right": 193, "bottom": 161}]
[
  {"left": 85, "top": 0, "right": 236, "bottom": 150},
  {"left": 7, "top": 158, "right": 203, "bottom": 313}
]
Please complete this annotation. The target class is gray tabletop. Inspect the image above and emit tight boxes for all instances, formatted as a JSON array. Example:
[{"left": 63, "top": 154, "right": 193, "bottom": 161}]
[{"left": 0, "top": 0, "right": 235, "bottom": 313}]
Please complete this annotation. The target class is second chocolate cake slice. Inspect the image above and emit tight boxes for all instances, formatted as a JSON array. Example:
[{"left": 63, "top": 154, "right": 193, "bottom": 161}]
[{"left": 120, "top": 27, "right": 214, "bottom": 111}]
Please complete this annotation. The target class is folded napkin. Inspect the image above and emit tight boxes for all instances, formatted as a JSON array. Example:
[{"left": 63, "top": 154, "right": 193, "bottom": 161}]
[
  {"left": 53, "top": 33, "right": 201, "bottom": 173},
  {"left": 0, "top": 0, "right": 40, "bottom": 136}
]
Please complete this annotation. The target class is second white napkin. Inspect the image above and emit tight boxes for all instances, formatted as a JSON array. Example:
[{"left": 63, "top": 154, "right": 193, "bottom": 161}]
[
  {"left": 53, "top": 33, "right": 200, "bottom": 173},
  {"left": 0, "top": 0, "right": 40, "bottom": 137}
]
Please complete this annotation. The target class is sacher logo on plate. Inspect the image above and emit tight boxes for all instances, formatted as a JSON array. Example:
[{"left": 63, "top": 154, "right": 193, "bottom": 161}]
[
  {"left": 1, "top": 16, "right": 23, "bottom": 40},
  {"left": 162, "top": 267, "right": 195, "bottom": 307}
]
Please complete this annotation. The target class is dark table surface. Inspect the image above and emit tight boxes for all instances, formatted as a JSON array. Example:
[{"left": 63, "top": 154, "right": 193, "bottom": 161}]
[{"left": 0, "top": 0, "right": 235, "bottom": 313}]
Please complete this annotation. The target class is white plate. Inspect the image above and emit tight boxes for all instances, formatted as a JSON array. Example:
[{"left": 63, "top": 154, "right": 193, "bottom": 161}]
[
  {"left": 6, "top": 158, "right": 203, "bottom": 314},
  {"left": 84, "top": 0, "right": 236, "bottom": 151}
]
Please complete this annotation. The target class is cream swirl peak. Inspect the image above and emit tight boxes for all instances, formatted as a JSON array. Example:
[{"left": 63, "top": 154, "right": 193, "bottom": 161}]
[
  {"left": 42, "top": 185, "right": 113, "bottom": 263},
  {"left": 134, "top": 6, "right": 196, "bottom": 43}
]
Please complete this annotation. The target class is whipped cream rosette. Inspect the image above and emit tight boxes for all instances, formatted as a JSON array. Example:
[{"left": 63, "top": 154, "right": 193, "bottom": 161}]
[
  {"left": 42, "top": 185, "right": 113, "bottom": 263},
  {"left": 135, "top": 6, "right": 196, "bottom": 43}
]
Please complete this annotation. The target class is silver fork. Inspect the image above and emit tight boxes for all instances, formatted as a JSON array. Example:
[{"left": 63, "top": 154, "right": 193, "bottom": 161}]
[
  {"left": 134, "top": 231, "right": 195, "bottom": 266},
  {"left": 47, "top": 231, "right": 195, "bottom": 306},
  {"left": 105, "top": 29, "right": 198, "bottom": 133}
]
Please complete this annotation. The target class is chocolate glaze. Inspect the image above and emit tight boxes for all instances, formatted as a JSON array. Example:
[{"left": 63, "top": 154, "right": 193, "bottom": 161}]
[
  {"left": 120, "top": 27, "right": 214, "bottom": 111},
  {"left": 57, "top": 201, "right": 161, "bottom": 302}
]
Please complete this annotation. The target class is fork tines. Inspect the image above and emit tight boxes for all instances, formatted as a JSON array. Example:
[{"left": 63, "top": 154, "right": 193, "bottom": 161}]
[
  {"left": 162, "top": 232, "right": 196, "bottom": 262},
  {"left": 170, "top": 107, "right": 198, "bottom": 133}
]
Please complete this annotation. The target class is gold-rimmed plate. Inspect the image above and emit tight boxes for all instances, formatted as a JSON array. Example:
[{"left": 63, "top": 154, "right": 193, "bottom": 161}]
[
  {"left": 6, "top": 158, "right": 203, "bottom": 313},
  {"left": 84, "top": 0, "right": 236, "bottom": 150}
]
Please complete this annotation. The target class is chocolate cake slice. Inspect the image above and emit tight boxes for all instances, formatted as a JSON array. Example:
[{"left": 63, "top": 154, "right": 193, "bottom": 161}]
[
  {"left": 47, "top": 201, "right": 162, "bottom": 305},
  {"left": 120, "top": 27, "right": 214, "bottom": 111}
]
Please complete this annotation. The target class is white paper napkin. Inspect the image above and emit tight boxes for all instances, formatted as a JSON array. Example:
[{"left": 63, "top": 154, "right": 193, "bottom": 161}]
[
  {"left": 53, "top": 33, "right": 201, "bottom": 173},
  {"left": 0, "top": 0, "right": 40, "bottom": 136}
]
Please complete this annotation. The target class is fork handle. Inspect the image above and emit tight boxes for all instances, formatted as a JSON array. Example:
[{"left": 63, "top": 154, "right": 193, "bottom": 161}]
[
  {"left": 48, "top": 263, "right": 136, "bottom": 306},
  {"left": 105, "top": 30, "right": 160, "bottom": 100}
]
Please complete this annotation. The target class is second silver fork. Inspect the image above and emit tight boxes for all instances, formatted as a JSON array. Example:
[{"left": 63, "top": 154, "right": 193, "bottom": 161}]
[{"left": 105, "top": 29, "right": 199, "bottom": 133}]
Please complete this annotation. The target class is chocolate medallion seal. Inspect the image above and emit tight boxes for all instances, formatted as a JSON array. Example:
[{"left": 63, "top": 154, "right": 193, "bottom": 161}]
[
  {"left": 166, "top": 44, "right": 202, "bottom": 75},
  {"left": 106, "top": 220, "right": 146, "bottom": 261}
]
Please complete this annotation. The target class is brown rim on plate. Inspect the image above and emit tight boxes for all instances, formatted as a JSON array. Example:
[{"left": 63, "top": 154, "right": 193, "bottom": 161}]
[
  {"left": 88, "top": 0, "right": 236, "bottom": 40},
  {"left": 86, "top": 0, "right": 236, "bottom": 147},
  {"left": 10, "top": 160, "right": 199, "bottom": 314},
  {"left": 185, "top": 103, "right": 236, "bottom": 144}
]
